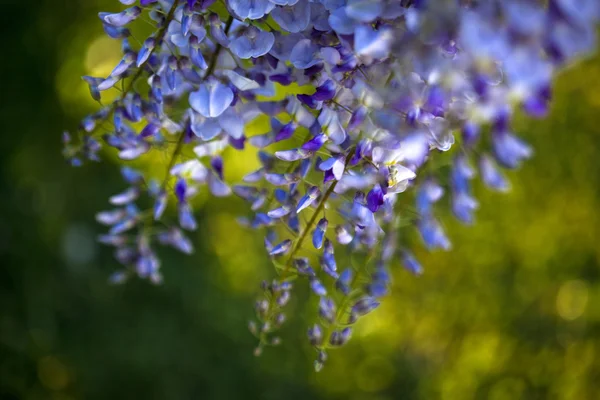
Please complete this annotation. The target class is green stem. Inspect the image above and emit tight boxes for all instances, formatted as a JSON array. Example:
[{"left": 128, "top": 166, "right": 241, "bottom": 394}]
[
  {"left": 160, "top": 132, "right": 186, "bottom": 190},
  {"left": 205, "top": 16, "right": 234, "bottom": 78},
  {"left": 91, "top": 0, "right": 181, "bottom": 134},
  {"left": 318, "top": 270, "right": 361, "bottom": 351},
  {"left": 257, "top": 151, "right": 355, "bottom": 347},
  {"left": 145, "top": 12, "right": 234, "bottom": 224},
  {"left": 317, "top": 246, "right": 378, "bottom": 351},
  {"left": 159, "top": 14, "right": 233, "bottom": 191},
  {"left": 258, "top": 180, "right": 340, "bottom": 346},
  {"left": 280, "top": 147, "right": 355, "bottom": 278},
  {"left": 280, "top": 181, "right": 338, "bottom": 277}
]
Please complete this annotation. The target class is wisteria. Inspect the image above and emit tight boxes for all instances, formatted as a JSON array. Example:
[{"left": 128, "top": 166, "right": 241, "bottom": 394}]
[{"left": 63, "top": 0, "right": 599, "bottom": 370}]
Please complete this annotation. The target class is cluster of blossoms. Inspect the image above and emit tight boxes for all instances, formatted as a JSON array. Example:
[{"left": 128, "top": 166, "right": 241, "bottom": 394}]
[{"left": 63, "top": 0, "right": 598, "bottom": 369}]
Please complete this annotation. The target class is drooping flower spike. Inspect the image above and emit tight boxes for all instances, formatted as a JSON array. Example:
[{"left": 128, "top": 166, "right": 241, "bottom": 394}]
[{"left": 64, "top": 0, "right": 599, "bottom": 370}]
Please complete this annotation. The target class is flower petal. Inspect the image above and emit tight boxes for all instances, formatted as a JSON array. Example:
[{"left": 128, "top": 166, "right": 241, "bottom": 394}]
[{"left": 189, "top": 80, "right": 234, "bottom": 118}]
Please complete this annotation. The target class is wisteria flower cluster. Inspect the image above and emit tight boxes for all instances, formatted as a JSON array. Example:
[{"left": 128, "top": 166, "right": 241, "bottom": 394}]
[{"left": 63, "top": 0, "right": 599, "bottom": 370}]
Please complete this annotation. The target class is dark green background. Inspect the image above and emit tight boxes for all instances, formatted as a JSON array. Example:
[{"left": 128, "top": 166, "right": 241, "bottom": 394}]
[{"left": 2, "top": 1, "right": 600, "bottom": 399}]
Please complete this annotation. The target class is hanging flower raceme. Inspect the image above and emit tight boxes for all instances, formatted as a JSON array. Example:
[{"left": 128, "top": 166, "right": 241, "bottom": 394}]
[{"left": 63, "top": 0, "right": 600, "bottom": 370}]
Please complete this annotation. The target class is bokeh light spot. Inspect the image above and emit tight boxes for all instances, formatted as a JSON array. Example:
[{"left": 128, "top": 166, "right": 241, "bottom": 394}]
[
  {"left": 37, "top": 356, "right": 69, "bottom": 391},
  {"left": 85, "top": 35, "right": 121, "bottom": 77},
  {"left": 355, "top": 356, "right": 395, "bottom": 392},
  {"left": 487, "top": 377, "right": 527, "bottom": 400},
  {"left": 61, "top": 223, "right": 97, "bottom": 267},
  {"left": 210, "top": 213, "right": 262, "bottom": 293},
  {"left": 556, "top": 280, "right": 589, "bottom": 320}
]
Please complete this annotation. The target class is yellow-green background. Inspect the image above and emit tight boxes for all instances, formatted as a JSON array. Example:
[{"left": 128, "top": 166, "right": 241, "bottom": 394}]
[{"left": 1, "top": 1, "right": 599, "bottom": 399}]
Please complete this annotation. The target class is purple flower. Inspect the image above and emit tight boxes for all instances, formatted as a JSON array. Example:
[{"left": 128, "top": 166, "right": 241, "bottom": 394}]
[
  {"left": 100, "top": 6, "right": 141, "bottom": 27},
  {"left": 312, "top": 218, "right": 328, "bottom": 249},
  {"left": 270, "top": 239, "right": 292, "bottom": 256},
  {"left": 319, "top": 155, "right": 345, "bottom": 180},
  {"left": 492, "top": 131, "right": 533, "bottom": 169},
  {"left": 67, "top": 0, "right": 599, "bottom": 367},
  {"left": 271, "top": 1, "right": 311, "bottom": 33},
  {"left": 230, "top": 26, "right": 275, "bottom": 59},
  {"left": 297, "top": 186, "right": 320, "bottom": 213},
  {"left": 301, "top": 134, "right": 328, "bottom": 151},
  {"left": 228, "top": 0, "right": 274, "bottom": 20},
  {"left": 419, "top": 217, "right": 451, "bottom": 251},
  {"left": 189, "top": 80, "right": 234, "bottom": 118},
  {"left": 308, "top": 324, "right": 323, "bottom": 346},
  {"left": 310, "top": 278, "right": 327, "bottom": 296},
  {"left": 366, "top": 184, "right": 385, "bottom": 213}
]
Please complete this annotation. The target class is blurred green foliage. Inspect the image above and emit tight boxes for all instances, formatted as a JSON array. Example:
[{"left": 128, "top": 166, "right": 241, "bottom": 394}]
[{"left": 1, "top": 1, "right": 600, "bottom": 399}]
